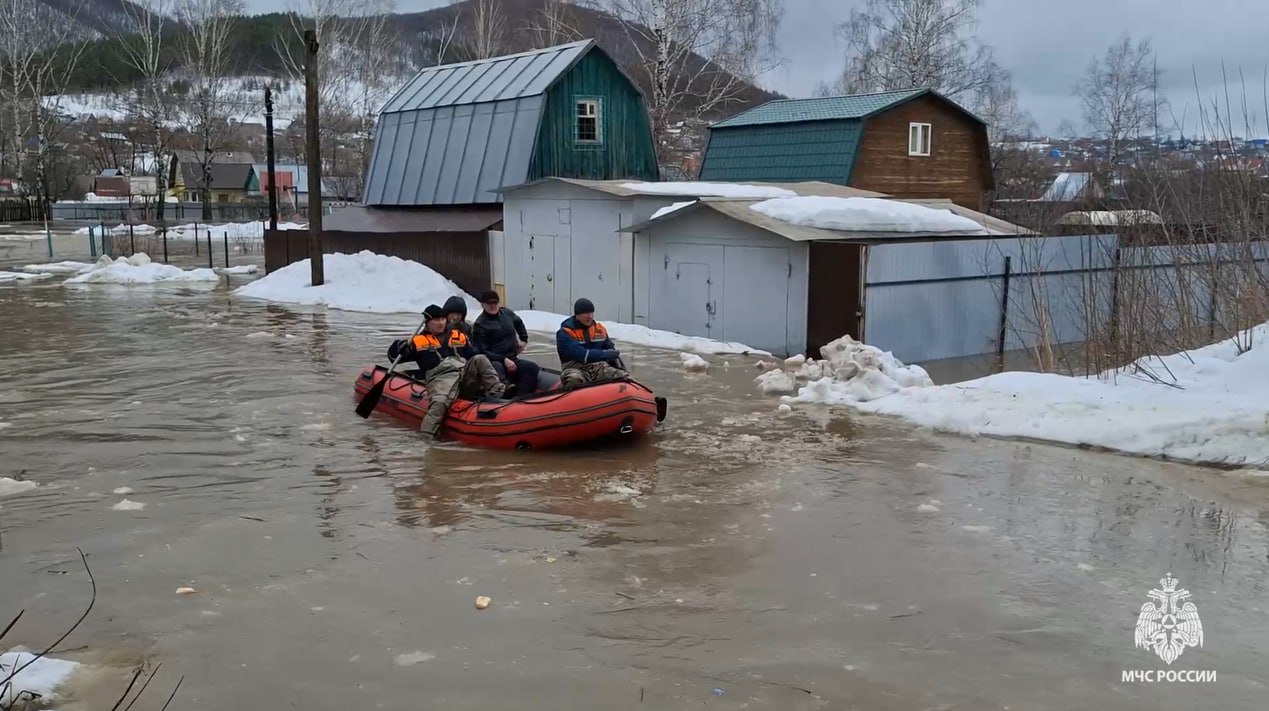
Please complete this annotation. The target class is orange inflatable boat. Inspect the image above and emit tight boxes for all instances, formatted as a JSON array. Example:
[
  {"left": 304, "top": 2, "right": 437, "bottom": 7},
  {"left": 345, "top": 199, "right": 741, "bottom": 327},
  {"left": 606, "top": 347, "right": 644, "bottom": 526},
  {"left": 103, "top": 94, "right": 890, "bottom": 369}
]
[{"left": 353, "top": 365, "right": 668, "bottom": 450}]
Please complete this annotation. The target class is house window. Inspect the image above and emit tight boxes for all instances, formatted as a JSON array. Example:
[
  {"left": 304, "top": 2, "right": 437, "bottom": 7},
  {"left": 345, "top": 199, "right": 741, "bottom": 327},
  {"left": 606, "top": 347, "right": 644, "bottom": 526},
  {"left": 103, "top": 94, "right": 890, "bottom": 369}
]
[
  {"left": 575, "top": 98, "right": 602, "bottom": 145},
  {"left": 908, "top": 122, "right": 932, "bottom": 156}
]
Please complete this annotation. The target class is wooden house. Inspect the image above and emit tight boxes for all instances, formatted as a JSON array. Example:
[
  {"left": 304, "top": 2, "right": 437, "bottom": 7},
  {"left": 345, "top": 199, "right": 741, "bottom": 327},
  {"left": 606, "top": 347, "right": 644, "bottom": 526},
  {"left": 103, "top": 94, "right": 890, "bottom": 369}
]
[
  {"left": 698, "top": 88, "right": 994, "bottom": 212},
  {"left": 358, "top": 38, "right": 659, "bottom": 215}
]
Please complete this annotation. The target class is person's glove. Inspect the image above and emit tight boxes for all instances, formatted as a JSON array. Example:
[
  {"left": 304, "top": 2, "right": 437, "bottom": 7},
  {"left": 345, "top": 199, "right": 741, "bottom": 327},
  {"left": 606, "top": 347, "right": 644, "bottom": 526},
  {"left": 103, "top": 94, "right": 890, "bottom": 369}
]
[
  {"left": 602, "top": 349, "right": 621, "bottom": 362},
  {"left": 391, "top": 339, "right": 417, "bottom": 361}
]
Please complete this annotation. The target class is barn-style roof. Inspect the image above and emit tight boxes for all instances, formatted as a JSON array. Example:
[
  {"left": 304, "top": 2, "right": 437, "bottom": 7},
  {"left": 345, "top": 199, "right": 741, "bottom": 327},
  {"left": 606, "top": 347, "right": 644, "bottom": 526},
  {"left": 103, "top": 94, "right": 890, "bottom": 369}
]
[{"left": 363, "top": 40, "right": 599, "bottom": 206}]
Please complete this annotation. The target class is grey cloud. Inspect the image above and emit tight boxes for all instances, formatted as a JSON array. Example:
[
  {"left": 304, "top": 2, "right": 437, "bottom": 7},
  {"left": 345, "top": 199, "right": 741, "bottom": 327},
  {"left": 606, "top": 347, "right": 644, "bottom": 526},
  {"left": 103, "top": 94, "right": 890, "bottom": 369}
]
[{"left": 245, "top": 0, "right": 1269, "bottom": 136}]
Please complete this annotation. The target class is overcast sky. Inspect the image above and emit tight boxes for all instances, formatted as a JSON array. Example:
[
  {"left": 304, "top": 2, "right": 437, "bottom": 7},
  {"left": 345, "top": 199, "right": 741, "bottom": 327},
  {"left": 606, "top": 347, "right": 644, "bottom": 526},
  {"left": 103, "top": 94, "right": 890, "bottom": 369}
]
[{"left": 248, "top": 0, "right": 1269, "bottom": 137}]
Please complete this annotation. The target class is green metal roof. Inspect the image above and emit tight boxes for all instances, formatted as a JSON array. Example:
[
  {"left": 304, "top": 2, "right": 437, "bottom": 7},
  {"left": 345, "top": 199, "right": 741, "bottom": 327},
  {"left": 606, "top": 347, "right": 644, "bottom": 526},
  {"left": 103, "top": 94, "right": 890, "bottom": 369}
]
[{"left": 711, "top": 88, "right": 932, "bottom": 128}]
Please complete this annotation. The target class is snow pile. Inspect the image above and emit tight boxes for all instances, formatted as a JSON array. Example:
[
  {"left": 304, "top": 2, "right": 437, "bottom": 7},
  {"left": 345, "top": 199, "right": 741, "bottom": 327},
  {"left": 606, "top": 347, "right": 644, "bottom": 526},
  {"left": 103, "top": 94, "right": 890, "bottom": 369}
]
[
  {"left": 680, "top": 352, "right": 710, "bottom": 371},
  {"left": 750, "top": 196, "right": 990, "bottom": 234},
  {"left": 0, "top": 477, "right": 37, "bottom": 497},
  {"left": 0, "top": 271, "right": 51, "bottom": 283},
  {"left": 756, "top": 369, "right": 796, "bottom": 394},
  {"left": 65, "top": 254, "right": 220, "bottom": 285},
  {"left": 0, "top": 650, "right": 81, "bottom": 702},
  {"left": 516, "top": 311, "right": 769, "bottom": 356},
  {"left": 783, "top": 323, "right": 1269, "bottom": 466},
  {"left": 651, "top": 201, "right": 696, "bottom": 220},
  {"left": 20, "top": 260, "right": 94, "bottom": 274},
  {"left": 622, "top": 181, "right": 797, "bottom": 199},
  {"left": 112, "top": 499, "right": 146, "bottom": 511},
  {"left": 216, "top": 265, "right": 259, "bottom": 275},
  {"left": 233, "top": 250, "right": 479, "bottom": 315},
  {"left": 771, "top": 335, "right": 934, "bottom": 404}
]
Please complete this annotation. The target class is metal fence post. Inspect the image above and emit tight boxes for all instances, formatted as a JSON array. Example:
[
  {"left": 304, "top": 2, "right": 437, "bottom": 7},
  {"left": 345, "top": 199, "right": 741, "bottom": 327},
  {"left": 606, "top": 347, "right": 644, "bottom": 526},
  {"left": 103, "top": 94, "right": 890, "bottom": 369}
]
[
  {"left": 223, "top": 231, "right": 230, "bottom": 268},
  {"left": 129, "top": 223, "right": 135, "bottom": 256},
  {"left": 996, "top": 255, "right": 1012, "bottom": 365},
  {"left": 89, "top": 226, "right": 98, "bottom": 258},
  {"left": 194, "top": 221, "right": 200, "bottom": 255},
  {"left": 162, "top": 227, "right": 169, "bottom": 263},
  {"left": 207, "top": 230, "right": 213, "bottom": 269}
]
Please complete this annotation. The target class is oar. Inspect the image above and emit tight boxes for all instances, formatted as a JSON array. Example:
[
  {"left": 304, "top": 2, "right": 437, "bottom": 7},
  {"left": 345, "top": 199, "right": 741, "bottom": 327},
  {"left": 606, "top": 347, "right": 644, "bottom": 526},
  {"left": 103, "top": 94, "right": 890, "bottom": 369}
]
[{"left": 356, "top": 314, "right": 430, "bottom": 419}]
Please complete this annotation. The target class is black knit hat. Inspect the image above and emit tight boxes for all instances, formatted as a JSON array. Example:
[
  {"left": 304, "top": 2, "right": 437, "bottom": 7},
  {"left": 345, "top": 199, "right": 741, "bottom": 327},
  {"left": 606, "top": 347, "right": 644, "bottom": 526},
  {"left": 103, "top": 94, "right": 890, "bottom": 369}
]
[
  {"left": 443, "top": 295, "right": 467, "bottom": 316},
  {"left": 423, "top": 304, "right": 445, "bottom": 320},
  {"left": 573, "top": 297, "right": 595, "bottom": 315},
  {"left": 479, "top": 290, "right": 500, "bottom": 304}
]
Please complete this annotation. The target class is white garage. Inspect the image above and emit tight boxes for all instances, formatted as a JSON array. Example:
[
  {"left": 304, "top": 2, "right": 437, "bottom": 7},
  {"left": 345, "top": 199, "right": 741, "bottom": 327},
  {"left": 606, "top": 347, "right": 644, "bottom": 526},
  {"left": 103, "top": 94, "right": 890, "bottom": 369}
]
[{"left": 637, "top": 206, "right": 809, "bottom": 356}]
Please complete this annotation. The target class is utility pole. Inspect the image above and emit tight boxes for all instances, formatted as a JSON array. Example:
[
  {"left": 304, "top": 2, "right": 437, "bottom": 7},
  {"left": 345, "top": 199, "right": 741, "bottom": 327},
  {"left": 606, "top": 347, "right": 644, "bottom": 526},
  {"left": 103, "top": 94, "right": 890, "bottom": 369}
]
[
  {"left": 265, "top": 86, "right": 278, "bottom": 232},
  {"left": 304, "top": 29, "right": 324, "bottom": 286}
]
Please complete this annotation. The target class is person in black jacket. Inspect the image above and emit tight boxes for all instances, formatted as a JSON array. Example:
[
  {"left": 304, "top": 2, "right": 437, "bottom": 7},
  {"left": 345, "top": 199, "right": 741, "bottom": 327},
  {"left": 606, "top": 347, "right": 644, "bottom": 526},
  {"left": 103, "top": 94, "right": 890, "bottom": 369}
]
[
  {"left": 443, "top": 295, "right": 473, "bottom": 336},
  {"left": 389, "top": 304, "right": 504, "bottom": 438},
  {"left": 472, "top": 290, "right": 541, "bottom": 396}
]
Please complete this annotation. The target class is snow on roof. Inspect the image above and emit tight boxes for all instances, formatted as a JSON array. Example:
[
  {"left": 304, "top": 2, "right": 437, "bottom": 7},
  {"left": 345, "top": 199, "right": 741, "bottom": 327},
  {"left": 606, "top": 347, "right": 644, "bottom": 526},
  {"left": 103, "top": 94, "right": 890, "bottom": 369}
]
[
  {"left": 620, "top": 181, "right": 796, "bottom": 199},
  {"left": 750, "top": 196, "right": 991, "bottom": 235},
  {"left": 651, "top": 200, "right": 697, "bottom": 220},
  {"left": 1040, "top": 172, "right": 1092, "bottom": 202}
]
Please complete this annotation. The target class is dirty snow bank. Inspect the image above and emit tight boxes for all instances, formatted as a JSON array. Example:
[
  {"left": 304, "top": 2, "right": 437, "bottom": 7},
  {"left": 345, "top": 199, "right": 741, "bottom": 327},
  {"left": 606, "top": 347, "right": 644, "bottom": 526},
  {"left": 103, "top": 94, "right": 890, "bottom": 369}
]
[
  {"left": 516, "top": 310, "right": 769, "bottom": 356},
  {"left": 21, "top": 260, "right": 94, "bottom": 274},
  {"left": 0, "top": 477, "right": 37, "bottom": 497},
  {"left": 751, "top": 196, "right": 990, "bottom": 234},
  {"left": 781, "top": 325, "right": 1269, "bottom": 466},
  {"left": 0, "top": 271, "right": 51, "bottom": 283},
  {"left": 771, "top": 335, "right": 933, "bottom": 403},
  {"left": 233, "top": 250, "right": 479, "bottom": 315},
  {"left": 64, "top": 254, "right": 219, "bottom": 285},
  {"left": 622, "top": 181, "right": 796, "bottom": 199},
  {"left": 0, "top": 650, "right": 81, "bottom": 702}
]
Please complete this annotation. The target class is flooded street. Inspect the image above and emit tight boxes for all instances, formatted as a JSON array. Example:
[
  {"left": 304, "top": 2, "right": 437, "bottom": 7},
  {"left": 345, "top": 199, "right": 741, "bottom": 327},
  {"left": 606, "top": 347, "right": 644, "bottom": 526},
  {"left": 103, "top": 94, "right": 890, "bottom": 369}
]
[{"left": 2, "top": 278, "right": 1268, "bottom": 709}]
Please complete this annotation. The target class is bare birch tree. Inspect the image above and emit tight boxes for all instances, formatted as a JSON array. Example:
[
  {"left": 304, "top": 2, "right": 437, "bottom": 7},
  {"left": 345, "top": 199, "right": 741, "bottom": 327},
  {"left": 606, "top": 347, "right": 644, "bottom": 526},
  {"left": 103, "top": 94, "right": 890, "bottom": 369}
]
[
  {"left": 526, "top": 0, "right": 585, "bottom": 49},
  {"left": 1075, "top": 35, "right": 1164, "bottom": 165},
  {"left": 817, "top": 0, "right": 1030, "bottom": 140},
  {"left": 457, "top": 0, "right": 507, "bottom": 60},
  {"left": 602, "top": 0, "right": 782, "bottom": 164},
  {"left": 0, "top": 0, "right": 87, "bottom": 205},
  {"left": 177, "top": 0, "right": 243, "bottom": 220},
  {"left": 117, "top": 0, "right": 177, "bottom": 221}
]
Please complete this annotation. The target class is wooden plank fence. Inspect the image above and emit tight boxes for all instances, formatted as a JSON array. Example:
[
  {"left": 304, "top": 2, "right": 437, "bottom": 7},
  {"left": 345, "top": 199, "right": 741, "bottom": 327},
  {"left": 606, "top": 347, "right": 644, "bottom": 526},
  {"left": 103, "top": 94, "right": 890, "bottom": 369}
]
[{"left": 263, "top": 229, "right": 492, "bottom": 296}]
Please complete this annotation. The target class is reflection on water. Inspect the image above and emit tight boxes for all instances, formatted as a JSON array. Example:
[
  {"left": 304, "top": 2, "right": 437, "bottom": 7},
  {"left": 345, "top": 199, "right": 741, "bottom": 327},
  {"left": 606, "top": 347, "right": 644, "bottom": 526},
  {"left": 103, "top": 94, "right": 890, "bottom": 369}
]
[{"left": 1, "top": 285, "right": 1268, "bottom": 710}]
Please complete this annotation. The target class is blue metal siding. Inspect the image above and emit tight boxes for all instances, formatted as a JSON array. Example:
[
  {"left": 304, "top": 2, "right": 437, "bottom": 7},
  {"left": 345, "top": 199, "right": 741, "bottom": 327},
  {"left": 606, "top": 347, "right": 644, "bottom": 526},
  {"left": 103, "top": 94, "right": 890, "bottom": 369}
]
[
  {"left": 365, "top": 41, "right": 592, "bottom": 205},
  {"left": 379, "top": 40, "right": 591, "bottom": 113},
  {"left": 364, "top": 95, "right": 544, "bottom": 206},
  {"left": 698, "top": 119, "right": 861, "bottom": 184}
]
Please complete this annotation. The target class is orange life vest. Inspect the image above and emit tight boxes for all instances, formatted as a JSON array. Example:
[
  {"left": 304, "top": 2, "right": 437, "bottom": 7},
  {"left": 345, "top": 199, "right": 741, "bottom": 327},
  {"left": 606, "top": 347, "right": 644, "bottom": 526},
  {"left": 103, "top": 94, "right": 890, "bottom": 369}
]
[
  {"left": 561, "top": 321, "right": 608, "bottom": 345},
  {"left": 411, "top": 329, "right": 468, "bottom": 353}
]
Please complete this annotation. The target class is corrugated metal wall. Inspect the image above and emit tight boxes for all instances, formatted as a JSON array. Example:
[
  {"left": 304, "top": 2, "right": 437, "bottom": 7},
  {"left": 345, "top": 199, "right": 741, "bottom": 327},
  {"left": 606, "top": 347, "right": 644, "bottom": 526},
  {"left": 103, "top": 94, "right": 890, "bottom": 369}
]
[
  {"left": 363, "top": 97, "right": 544, "bottom": 206},
  {"left": 860, "top": 235, "right": 1269, "bottom": 363}
]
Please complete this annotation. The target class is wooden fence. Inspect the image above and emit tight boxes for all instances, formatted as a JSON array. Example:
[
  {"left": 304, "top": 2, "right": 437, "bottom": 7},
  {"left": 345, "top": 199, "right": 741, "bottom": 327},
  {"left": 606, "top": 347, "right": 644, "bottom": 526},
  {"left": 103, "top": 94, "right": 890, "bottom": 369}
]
[
  {"left": 263, "top": 229, "right": 492, "bottom": 295},
  {"left": 0, "top": 198, "right": 40, "bottom": 222}
]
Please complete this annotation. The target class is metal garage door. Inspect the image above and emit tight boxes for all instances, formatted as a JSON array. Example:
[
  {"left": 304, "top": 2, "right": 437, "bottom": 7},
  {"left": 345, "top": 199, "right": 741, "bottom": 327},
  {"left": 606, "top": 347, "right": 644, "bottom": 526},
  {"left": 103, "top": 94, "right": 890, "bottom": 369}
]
[{"left": 721, "top": 245, "right": 790, "bottom": 355}]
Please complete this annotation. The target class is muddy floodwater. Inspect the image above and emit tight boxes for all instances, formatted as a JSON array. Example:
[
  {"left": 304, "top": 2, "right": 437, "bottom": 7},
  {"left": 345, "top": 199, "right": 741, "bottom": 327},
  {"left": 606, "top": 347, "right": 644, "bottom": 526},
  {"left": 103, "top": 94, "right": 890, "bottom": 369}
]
[{"left": 1, "top": 278, "right": 1268, "bottom": 710}]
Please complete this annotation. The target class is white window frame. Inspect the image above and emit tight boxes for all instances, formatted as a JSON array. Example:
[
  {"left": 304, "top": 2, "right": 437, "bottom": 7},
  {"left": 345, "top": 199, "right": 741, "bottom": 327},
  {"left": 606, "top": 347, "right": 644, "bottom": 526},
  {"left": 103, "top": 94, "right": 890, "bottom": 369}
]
[
  {"left": 908, "top": 122, "right": 932, "bottom": 157},
  {"left": 575, "top": 98, "right": 602, "bottom": 145}
]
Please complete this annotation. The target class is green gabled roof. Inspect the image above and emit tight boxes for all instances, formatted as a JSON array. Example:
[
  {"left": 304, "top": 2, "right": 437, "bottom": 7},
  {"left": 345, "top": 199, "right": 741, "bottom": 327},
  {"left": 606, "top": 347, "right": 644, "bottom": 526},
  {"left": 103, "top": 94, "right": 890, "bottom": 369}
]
[{"left": 711, "top": 88, "right": 947, "bottom": 129}]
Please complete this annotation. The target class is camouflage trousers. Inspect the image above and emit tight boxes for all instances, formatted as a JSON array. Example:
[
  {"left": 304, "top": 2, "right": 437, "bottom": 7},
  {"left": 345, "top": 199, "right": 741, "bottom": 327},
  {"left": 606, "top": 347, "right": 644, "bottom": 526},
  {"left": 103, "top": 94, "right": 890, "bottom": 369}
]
[
  {"left": 559, "top": 360, "right": 630, "bottom": 388},
  {"left": 420, "top": 355, "right": 505, "bottom": 438}
]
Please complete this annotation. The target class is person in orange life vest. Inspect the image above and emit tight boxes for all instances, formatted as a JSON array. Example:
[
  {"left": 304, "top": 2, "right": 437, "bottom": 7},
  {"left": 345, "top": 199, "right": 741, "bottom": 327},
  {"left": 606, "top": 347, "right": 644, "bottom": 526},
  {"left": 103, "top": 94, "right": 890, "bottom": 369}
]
[
  {"left": 390, "top": 303, "right": 504, "bottom": 438},
  {"left": 555, "top": 298, "right": 630, "bottom": 388}
]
